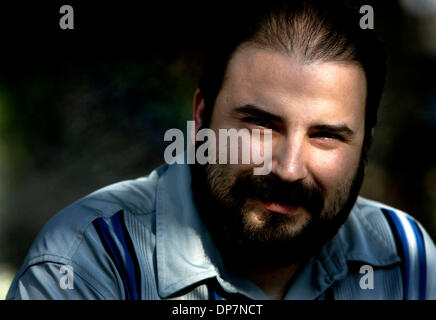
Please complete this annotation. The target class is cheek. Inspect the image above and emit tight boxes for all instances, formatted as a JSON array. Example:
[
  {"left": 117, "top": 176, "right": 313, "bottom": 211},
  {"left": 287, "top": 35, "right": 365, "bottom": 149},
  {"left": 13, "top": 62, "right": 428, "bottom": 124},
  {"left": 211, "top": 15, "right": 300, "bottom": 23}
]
[{"left": 309, "top": 148, "right": 361, "bottom": 190}]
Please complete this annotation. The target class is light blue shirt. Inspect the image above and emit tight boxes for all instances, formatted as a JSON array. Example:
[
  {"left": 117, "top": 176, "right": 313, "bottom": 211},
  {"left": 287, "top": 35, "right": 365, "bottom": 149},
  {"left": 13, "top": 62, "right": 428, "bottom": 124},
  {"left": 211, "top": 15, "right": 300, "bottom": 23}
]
[{"left": 6, "top": 162, "right": 436, "bottom": 299}]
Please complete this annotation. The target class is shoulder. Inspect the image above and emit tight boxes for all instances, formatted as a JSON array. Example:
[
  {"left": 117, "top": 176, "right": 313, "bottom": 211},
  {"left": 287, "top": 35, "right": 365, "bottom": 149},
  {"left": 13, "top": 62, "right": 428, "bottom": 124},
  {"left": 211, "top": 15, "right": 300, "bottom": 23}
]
[
  {"left": 350, "top": 197, "right": 436, "bottom": 261},
  {"left": 8, "top": 164, "right": 169, "bottom": 299},
  {"left": 344, "top": 196, "right": 436, "bottom": 299},
  {"left": 354, "top": 196, "right": 431, "bottom": 241},
  {"left": 27, "top": 164, "right": 168, "bottom": 261},
  {"left": 338, "top": 197, "right": 404, "bottom": 266},
  {"left": 355, "top": 197, "right": 435, "bottom": 257}
]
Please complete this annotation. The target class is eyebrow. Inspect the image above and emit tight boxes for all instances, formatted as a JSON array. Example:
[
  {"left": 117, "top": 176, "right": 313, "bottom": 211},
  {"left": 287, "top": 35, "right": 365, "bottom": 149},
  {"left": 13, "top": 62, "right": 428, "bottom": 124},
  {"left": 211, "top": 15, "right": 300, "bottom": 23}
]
[
  {"left": 233, "top": 105, "right": 283, "bottom": 122},
  {"left": 233, "top": 105, "right": 355, "bottom": 138},
  {"left": 311, "top": 124, "right": 355, "bottom": 138}
]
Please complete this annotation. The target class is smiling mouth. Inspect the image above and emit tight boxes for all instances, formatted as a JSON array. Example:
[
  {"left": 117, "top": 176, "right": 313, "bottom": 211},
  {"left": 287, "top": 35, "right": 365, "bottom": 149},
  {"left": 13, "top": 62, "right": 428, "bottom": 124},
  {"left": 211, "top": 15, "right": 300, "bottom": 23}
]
[{"left": 260, "top": 201, "right": 300, "bottom": 215}]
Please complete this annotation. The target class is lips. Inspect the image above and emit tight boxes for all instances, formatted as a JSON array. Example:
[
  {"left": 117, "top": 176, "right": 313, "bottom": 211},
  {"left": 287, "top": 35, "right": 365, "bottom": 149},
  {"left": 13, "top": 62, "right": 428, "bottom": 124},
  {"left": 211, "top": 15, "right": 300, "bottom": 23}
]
[{"left": 261, "top": 201, "right": 299, "bottom": 215}]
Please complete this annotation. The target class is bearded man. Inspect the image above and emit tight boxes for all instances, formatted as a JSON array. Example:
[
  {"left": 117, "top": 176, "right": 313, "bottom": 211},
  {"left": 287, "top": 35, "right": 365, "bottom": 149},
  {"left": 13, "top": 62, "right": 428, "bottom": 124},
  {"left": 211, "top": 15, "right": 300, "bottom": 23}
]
[{"left": 7, "top": 0, "right": 436, "bottom": 300}]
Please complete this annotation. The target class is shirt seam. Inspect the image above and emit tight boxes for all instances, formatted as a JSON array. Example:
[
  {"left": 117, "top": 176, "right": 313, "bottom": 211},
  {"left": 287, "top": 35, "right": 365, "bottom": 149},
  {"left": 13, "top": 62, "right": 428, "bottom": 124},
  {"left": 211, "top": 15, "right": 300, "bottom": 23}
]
[
  {"left": 355, "top": 201, "right": 401, "bottom": 265},
  {"left": 14, "top": 260, "right": 108, "bottom": 299}
]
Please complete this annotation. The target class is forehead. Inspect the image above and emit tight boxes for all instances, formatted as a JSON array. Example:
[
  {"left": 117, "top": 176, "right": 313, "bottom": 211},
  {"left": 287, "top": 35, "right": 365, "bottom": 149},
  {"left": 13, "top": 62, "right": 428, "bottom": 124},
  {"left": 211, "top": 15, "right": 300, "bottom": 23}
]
[{"left": 217, "top": 45, "right": 367, "bottom": 128}]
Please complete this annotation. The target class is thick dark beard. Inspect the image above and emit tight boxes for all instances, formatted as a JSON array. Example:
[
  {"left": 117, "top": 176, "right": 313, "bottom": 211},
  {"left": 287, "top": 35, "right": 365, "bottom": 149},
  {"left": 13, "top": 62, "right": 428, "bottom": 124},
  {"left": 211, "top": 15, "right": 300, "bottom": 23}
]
[{"left": 190, "top": 152, "right": 366, "bottom": 269}]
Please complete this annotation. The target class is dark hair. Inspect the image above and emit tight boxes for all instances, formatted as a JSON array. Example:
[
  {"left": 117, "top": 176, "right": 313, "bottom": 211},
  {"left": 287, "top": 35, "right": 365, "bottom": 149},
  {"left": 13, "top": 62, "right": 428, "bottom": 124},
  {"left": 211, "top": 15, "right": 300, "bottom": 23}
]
[{"left": 198, "top": 0, "right": 386, "bottom": 148}]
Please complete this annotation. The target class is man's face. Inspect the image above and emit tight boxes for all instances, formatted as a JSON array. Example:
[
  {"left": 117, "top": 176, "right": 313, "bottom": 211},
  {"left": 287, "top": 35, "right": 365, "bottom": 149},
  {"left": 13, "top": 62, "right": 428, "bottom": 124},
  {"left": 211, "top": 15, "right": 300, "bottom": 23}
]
[{"left": 192, "top": 44, "right": 367, "bottom": 267}]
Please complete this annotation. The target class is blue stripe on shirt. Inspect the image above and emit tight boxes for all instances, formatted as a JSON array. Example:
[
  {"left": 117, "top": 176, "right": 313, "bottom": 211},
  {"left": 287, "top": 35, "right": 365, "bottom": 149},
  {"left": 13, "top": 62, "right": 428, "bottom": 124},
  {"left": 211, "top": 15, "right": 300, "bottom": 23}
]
[
  {"left": 407, "top": 216, "right": 427, "bottom": 300},
  {"left": 93, "top": 215, "right": 136, "bottom": 300},
  {"left": 111, "top": 210, "right": 142, "bottom": 300}
]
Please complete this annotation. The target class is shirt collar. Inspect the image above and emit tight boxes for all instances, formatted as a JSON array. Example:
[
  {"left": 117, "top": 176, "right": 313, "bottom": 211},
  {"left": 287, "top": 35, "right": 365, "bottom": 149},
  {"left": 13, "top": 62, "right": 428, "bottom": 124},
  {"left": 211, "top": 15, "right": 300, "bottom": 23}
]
[
  {"left": 156, "top": 162, "right": 224, "bottom": 298},
  {"left": 155, "top": 161, "right": 400, "bottom": 299},
  {"left": 284, "top": 200, "right": 401, "bottom": 299},
  {"left": 339, "top": 197, "right": 401, "bottom": 266}
]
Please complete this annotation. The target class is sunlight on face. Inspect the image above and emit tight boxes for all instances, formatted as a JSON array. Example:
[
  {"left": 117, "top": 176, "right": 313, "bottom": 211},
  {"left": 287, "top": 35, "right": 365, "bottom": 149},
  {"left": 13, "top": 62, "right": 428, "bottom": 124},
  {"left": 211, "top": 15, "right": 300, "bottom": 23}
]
[{"left": 208, "top": 44, "right": 367, "bottom": 232}]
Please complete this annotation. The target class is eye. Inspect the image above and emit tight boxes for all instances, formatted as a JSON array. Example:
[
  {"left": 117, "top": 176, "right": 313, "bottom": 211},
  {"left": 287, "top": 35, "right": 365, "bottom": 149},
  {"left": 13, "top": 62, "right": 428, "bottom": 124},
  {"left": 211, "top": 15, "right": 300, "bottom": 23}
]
[
  {"left": 310, "top": 131, "right": 345, "bottom": 141},
  {"left": 243, "top": 117, "right": 278, "bottom": 131}
]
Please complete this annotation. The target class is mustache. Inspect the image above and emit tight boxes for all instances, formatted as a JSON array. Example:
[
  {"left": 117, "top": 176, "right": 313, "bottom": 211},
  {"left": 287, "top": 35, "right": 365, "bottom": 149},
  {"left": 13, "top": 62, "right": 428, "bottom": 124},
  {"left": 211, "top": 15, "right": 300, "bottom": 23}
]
[{"left": 231, "top": 172, "right": 325, "bottom": 215}]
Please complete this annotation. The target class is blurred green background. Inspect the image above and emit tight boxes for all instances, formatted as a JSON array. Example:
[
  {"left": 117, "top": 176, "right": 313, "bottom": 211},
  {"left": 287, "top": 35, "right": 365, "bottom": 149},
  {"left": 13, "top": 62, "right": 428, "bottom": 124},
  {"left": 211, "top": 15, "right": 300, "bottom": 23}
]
[{"left": 0, "top": 1, "right": 436, "bottom": 298}]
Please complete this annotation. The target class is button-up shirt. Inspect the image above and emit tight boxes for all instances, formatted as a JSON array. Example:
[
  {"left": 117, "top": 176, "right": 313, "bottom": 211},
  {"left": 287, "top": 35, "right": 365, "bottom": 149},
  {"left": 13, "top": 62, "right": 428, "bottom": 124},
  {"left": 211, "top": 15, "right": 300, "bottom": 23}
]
[{"left": 6, "top": 162, "right": 436, "bottom": 299}]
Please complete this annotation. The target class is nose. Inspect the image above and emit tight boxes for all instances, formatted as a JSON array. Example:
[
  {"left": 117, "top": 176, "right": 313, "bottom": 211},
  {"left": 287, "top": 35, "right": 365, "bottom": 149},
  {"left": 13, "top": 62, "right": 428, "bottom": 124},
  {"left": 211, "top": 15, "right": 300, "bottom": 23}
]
[{"left": 271, "top": 135, "right": 308, "bottom": 183}]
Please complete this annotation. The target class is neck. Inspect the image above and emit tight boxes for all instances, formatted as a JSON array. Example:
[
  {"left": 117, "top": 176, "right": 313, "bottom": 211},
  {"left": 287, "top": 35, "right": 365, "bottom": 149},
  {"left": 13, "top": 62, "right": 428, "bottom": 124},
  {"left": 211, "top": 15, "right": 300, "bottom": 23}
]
[{"left": 235, "top": 263, "right": 302, "bottom": 300}]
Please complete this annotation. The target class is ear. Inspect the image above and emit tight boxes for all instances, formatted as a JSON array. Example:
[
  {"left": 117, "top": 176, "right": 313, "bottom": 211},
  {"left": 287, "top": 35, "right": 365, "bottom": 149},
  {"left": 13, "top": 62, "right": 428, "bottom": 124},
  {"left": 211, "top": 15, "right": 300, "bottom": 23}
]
[{"left": 193, "top": 88, "right": 206, "bottom": 133}]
